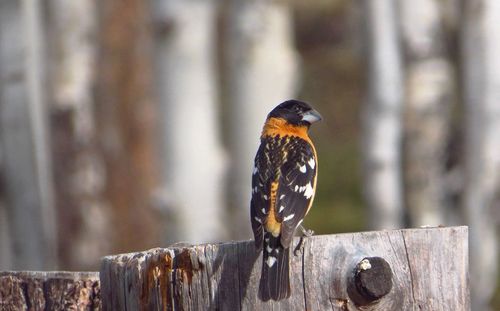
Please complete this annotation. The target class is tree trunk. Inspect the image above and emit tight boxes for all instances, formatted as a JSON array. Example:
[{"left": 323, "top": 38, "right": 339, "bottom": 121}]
[
  {"left": 399, "top": 0, "right": 453, "bottom": 226},
  {"left": 96, "top": 0, "right": 160, "bottom": 255},
  {"left": 0, "top": 0, "right": 57, "bottom": 270},
  {"left": 0, "top": 139, "right": 9, "bottom": 268},
  {"left": 47, "top": 0, "right": 111, "bottom": 270},
  {"left": 151, "top": 0, "right": 227, "bottom": 243},
  {"left": 461, "top": 1, "right": 500, "bottom": 309},
  {"left": 224, "top": 0, "right": 299, "bottom": 239},
  {"left": 361, "top": 0, "right": 404, "bottom": 229},
  {"left": 0, "top": 201, "right": 11, "bottom": 269}
]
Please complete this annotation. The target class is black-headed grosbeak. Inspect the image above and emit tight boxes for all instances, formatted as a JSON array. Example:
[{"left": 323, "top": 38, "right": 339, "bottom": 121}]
[{"left": 251, "top": 100, "right": 322, "bottom": 301}]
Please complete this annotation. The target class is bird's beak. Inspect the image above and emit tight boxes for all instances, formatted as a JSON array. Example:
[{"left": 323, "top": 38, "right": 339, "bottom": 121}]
[{"left": 301, "top": 109, "right": 322, "bottom": 123}]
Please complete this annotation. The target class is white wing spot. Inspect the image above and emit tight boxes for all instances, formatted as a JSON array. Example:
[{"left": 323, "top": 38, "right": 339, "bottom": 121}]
[
  {"left": 253, "top": 166, "right": 258, "bottom": 175},
  {"left": 284, "top": 214, "right": 295, "bottom": 221},
  {"left": 280, "top": 194, "right": 285, "bottom": 200},
  {"left": 308, "top": 158, "right": 316, "bottom": 169},
  {"left": 294, "top": 185, "right": 299, "bottom": 192},
  {"left": 304, "top": 182, "right": 314, "bottom": 199},
  {"left": 261, "top": 208, "right": 266, "bottom": 214},
  {"left": 299, "top": 164, "right": 307, "bottom": 173},
  {"left": 263, "top": 195, "right": 268, "bottom": 200},
  {"left": 254, "top": 217, "right": 262, "bottom": 224},
  {"left": 266, "top": 245, "right": 273, "bottom": 253},
  {"left": 266, "top": 256, "right": 277, "bottom": 267},
  {"left": 279, "top": 205, "right": 285, "bottom": 213}
]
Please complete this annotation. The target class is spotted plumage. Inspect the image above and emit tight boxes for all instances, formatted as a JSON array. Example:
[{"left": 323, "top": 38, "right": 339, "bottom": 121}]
[{"left": 250, "top": 100, "right": 321, "bottom": 301}]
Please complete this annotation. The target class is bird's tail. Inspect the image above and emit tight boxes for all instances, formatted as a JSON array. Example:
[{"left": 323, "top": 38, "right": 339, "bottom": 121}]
[{"left": 259, "top": 232, "right": 291, "bottom": 301}]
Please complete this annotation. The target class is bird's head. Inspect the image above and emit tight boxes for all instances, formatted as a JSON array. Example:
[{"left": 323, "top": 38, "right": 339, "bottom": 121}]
[{"left": 267, "top": 100, "right": 322, "bottom": 128}]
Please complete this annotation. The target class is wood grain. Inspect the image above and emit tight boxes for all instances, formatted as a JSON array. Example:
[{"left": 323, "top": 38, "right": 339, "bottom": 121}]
[
  {"left": 0, "top": 271, "right": 100, "bottom": 310},
  {"left": 101, "top": 226, "right": 469, "bottom": 310}
]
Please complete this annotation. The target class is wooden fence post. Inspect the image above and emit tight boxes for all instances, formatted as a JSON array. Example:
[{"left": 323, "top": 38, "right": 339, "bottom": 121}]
[
  {"left": 100, "top": 226, "right": 469, "bottom": 310},
  {"left": 0, "top": 271, "right": 100, "bottom": 310}
]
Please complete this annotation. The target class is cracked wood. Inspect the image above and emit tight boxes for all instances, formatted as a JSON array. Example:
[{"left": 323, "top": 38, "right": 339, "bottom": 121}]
[{"left": 0, "top": 271, "right": 100, "bottom": 310}]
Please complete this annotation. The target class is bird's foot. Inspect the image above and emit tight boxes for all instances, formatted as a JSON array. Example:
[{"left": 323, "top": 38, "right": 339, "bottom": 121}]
[
  {"left": 299, "top": 225, "right": 314, "bottom": 237},
  {"left": 294, "top": 236, "right": 305, "bottom": 256},
  {"left": 294, "top": 225, "right": 314, "bottom": 256}
]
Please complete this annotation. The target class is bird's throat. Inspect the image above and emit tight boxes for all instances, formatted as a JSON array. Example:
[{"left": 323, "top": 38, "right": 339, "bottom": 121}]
[{"left": 261, "top": 117, "right": 310, "bottom": 142}]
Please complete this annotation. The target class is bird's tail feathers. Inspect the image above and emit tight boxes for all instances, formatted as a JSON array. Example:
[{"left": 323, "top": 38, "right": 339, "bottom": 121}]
[{"left": 259, "top": 233, "right": 291, "bottom": 301}]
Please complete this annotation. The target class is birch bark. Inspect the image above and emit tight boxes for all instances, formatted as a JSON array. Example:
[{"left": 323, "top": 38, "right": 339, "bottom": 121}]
[
  {"left": 152, "top": 0, "right": 227, "bottom": 243},
  {"left": 399, "top": 0, "right": 453, "bottom": 226},
  {"left": 361, "top": 0, "right": 404, "bottom": 229},
  {"left": 462, "top": 1, "right": 500, "bottom": 309},
  {"left": 0, "top": 0, "right": 57, "bottom": 269}
]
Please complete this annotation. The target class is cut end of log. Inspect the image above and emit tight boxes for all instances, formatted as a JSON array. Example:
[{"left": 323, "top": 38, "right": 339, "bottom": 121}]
[{"left": 349, "top": 256, "right": 393, "bottom": 306}]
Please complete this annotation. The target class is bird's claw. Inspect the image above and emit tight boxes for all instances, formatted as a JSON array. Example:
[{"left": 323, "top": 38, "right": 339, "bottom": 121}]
[
  {"left": 294, "top": 236, "right": 305, "bottom": 256},
  {"left": 299, "top": 225, "right": 314, "bottom": 237},
  {"left": 294, "top": 225, "right": 314, "bottom": 256}
]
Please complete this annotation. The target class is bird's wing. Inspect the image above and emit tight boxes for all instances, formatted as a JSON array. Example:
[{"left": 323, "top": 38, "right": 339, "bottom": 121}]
[
  {"left": 250, "top": 141, "right": 272, "bottom": 250},
  {"left": 276, "top": 137, "right": 317, "bottom": 248}
]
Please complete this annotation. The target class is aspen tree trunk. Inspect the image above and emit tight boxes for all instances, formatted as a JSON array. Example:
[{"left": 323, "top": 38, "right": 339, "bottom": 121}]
[
  {"left": 0, "top": 202, "right": 11, "bottom": 269},
  {"left": 361, "top": 0, "right": 404, "bottom": 229},
  {"left": 461, "top": 1, "right": 500, "bottom": 309},
  {"left": 151, "top": 0, "right": 226, "bottom": 243},
  {"left": 0, "top": 0, "right": 57, "bottom": 269},
  {"left": 47, "top": 0, "right": 111, "bottom": 269},
  {"left": 0, "top": 149, "right": 9, "bottom": 268},
  {"left": 399, "top": 0, "right": 452, "bottom": 227},
  {"left": 225, "top": 0, "right": 299, "bottom": 239}
]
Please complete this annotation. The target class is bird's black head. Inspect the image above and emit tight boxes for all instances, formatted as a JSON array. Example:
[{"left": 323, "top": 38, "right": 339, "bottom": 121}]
[{"left": 268, "top": 100, "right": 322, "bottom": 127}]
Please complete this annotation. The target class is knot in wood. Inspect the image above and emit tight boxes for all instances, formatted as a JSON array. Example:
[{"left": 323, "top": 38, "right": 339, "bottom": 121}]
[{"left": 350, "top": 256, "right": 393, "bottom": 305}]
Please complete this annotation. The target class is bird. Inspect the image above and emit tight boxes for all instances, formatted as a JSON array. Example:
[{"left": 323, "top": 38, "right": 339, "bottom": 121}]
[{"left": 250, "top": 99, "right": 322, "bottom": 301}]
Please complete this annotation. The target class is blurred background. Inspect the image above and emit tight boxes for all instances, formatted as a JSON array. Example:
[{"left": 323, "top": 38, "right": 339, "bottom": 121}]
[{"left": 0, "top": 0, "right": 498, "bottom": 309}]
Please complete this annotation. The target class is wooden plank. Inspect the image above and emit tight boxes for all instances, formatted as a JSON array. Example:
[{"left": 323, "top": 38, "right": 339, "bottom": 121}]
[
  {"left": 100, "top": 226, "right": 469, "bottom": 310},
  {"left": 303, "top": 229, "right": 413, "bottom": 310},
  {"left": 0, "top": 271, "right": 100, "bottom": 310},
  {"left": 402, "top": 228, "right": 470, "bottom": 310}
]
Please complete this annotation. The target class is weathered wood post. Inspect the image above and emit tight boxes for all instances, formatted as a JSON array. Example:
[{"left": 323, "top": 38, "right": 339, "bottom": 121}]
[
  {"left": 100, "top": 226, "right": 469, "bottom": 310},
  {"left": 0, "top": 271, "right": 100, "bottom": 309}
]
